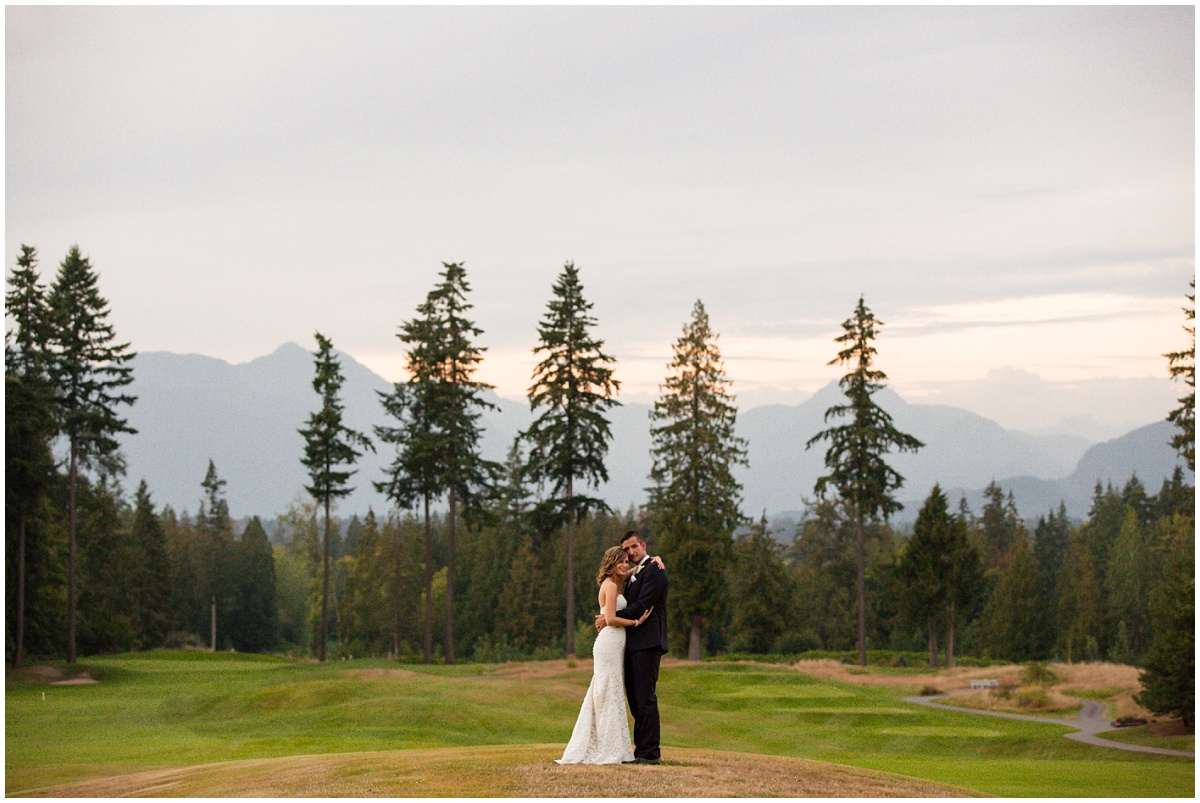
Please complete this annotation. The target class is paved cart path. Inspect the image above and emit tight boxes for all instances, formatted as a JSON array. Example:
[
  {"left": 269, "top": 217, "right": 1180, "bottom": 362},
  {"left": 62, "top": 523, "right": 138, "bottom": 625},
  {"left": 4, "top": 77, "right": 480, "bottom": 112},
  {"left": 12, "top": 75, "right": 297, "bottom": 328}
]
[{"left": 901, "top": 693, "right": 1194, "bottom": 758}]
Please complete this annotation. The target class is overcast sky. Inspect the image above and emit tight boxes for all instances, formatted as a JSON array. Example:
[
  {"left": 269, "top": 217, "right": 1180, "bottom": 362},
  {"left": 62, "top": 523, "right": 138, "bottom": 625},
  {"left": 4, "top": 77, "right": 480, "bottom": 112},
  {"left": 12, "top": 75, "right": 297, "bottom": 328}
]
[{"left": 6, "top": 5, "right": 1194, "bottom": 430}]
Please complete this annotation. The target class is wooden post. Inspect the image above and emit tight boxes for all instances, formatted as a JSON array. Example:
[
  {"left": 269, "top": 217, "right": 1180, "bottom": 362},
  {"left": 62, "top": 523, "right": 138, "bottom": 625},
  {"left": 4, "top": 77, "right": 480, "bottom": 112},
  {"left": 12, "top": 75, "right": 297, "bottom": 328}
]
[{"left": 210, "top": 596, "right": 217, "bottom": 651}]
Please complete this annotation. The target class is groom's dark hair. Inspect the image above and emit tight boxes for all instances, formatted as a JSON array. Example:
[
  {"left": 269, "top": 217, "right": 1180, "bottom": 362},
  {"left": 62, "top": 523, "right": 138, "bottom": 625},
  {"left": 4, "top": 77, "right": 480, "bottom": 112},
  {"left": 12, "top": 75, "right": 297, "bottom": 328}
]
[{"left": 621, "top": 530, "right": 645, "bottom": 545}]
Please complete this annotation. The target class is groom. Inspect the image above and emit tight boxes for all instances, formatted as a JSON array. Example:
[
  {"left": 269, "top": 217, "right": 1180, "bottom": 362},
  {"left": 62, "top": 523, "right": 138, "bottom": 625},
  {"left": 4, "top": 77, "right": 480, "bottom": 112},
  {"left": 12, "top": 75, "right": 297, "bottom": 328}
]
[{"left": 596, "top": 529, "right": 668, "bottom": 764}]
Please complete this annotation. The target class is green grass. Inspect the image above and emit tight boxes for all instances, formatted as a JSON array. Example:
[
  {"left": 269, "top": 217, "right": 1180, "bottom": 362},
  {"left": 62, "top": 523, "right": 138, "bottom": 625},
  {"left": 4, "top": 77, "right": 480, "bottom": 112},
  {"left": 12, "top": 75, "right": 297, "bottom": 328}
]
[
  {"left": 6, "top": 651, "right": 1192, "bottom": 797},
  {"left": 1098, "top": 726, "right": 1195, "bottom": 752}
]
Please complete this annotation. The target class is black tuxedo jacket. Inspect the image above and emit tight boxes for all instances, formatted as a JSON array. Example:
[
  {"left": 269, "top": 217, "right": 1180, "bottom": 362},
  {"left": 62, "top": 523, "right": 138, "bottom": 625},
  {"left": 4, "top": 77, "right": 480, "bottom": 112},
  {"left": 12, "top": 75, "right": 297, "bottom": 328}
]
[{"left": 617, "top": 557, "right": 668, "bottom": 654}]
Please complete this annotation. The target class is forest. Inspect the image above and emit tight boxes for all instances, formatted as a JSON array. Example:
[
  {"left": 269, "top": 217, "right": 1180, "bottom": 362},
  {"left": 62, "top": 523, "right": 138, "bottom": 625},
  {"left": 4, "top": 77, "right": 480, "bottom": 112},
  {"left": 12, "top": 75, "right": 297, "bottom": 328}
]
[{"left": 6, "top": 246, "right": 1195, "bottom": 728}]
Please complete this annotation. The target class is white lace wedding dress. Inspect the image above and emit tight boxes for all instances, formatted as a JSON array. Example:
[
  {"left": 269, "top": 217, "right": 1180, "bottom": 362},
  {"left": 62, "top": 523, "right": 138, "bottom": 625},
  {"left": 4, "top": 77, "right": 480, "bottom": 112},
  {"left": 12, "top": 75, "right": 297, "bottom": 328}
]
[{"left": 556, "top": 593, "right": 635, "bottom": 764}]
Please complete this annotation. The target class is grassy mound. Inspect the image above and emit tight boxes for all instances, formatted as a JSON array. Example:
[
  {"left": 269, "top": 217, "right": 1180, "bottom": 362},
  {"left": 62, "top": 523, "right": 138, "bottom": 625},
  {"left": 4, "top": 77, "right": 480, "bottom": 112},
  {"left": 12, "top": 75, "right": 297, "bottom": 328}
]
[{"left": 10, "top": 745, "right": 979, "bottom": 798}]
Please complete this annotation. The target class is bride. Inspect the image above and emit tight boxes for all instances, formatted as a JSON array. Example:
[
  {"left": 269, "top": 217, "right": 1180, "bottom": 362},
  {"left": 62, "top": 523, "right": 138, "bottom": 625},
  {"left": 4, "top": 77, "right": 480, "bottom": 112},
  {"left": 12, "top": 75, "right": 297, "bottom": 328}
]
[{"left": 556, "top": 546, "right": 656, "bottom": 764}]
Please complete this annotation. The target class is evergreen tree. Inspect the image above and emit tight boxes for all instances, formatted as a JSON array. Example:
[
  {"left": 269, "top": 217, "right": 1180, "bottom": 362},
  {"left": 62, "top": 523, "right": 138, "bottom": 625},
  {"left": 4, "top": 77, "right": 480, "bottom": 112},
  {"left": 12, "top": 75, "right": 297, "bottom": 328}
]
[
  {"left": 46, "top": 245, "right": 137, "bottom": 663},
  {"left": 163, "top": 507, "right": 204, "bottom": 639},
  {"left": 338, "top": 509, "right": 387, "bottom": 656},
  {"left": 380, "top": 512, "right": 427, "bottom": 658},
  {"left": 5, "top": 244, "right": 57, "bottom": 668},
  {"left": 1032, "top": 502, "right": 1071, "bottom": 657},
  {"left": 377, "top": 369, "right": 443, "bottom": 663},
  {"left": 727, "top": 515, "right": 795, "bottom": 654},
  {"left": 232, "top": 517, "right": 279, "bottom": 652},
  {"left": 1153, "top": 466, "right": 1194, "bottom": 521},
  {"left": 522, "top": 261, "right": 621, "bottom": 657},
  {"left": 1164, "top": 279, "right": 1194, "bottom": 471},
  {"left": 649, "top": 300, "right": 747, "bottom": 660},
  {"left": 497, "top": 439, "right": 534, "bottom": 528},
  {"left": 496, "top": 535, "right": 542, "bottom": 651},
  {"left": 896, "top": 485, "right": 952, "bottom": 667},
  {"left": 377, "top": 263, "right": 498, "bottom": 664},
  {"left": 299, "top": 332, "right": 373, "bottom": 662},
  {"left": 1105, "top": 509, "right": 1152, "bottom": 664},
  {"left": 1056, "top": 531, "right": 1107, "bottom": 662},
  {"left": 806, "top": 296, "right": 923, "bottom": 665},
  {"left": 791, "top": 498, "right": 858, "bottom": 651},
  {"left": 75, "top": 477, "right": 138, "bottom": 655},
  {"left": 976, "top": 482, "right": 1022, "bottom": 572},
  {"left": 942, "top": 517, "right": 981, "bottom": 668},
  {"left": 196, "top": 460, "right": 236, "bottom": 648},
  {"left": 1080, "top": 483, "right": 1124, "bottom": 593},
  {"left": 1136, "top": 514, "right": 1194, "bottom": 726},
  {"left": 977, "top": 536, "right": 1044, "bottom": 661},
  {"left": 129, "top": 481, "right": 171, "bottom": 649}
]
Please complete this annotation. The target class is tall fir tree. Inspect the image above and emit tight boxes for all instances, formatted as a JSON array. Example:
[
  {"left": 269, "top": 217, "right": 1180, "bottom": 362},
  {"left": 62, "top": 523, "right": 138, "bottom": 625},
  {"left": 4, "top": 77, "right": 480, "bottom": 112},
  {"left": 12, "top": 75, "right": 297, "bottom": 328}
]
[
  {"left": 377, "top": 263, "right": 498, "bottom": 664},
  {"left": 232, "top": 517, "right": 279, "bottom": 652},
  {"left": 977, "top": 536, "right": 1045, "bottom": 661},
  {"left": 1135, "top": 514, "right": 1194, "bottom": 726},
  {"left": 376, "top": 366, "right": 443, "bottom": 662},
  {"left": 1031, "top": 502, "right": 1071, "bottom": 657},
  {"left": 649, "top": 300, "right": 747, "bottom": 660},
  {"left": 976, "top": 482, "right": 1022, "bottom": 572},
  {"left": 1055, "top": 531, "right": 1107, "bottom": 663},
  {"left": 1164, "top": 279, "right": 1194, "bottom": 471},
  {"left": 1105, "top": 508, "right": 1152, "bottom": 664},
  {"left": 896, "top": 485, "right": 953, "bottom": 667},
  {"left": 522, "top": 261, "right": 621, "bottom": 657},
  {"left": 46, "top": 245, "right": 137, "bottom": 663},
  {"left": 129, "top": 481, "right": 171, "bottom": 649},
  {"left": 196, "top": 460, "right": 235, "bottom": 648},
  {"left": 300, "top": 332, "right": 373, "bottom": 662},
  {"left": 806, "top": 295, "right": 922, "bottom": 666},
  {"left": 75, "top": 477, "right": 137, "bottom": 654},
  {"left": 6, "top": 245, "right": 57, "bottom": 668}
]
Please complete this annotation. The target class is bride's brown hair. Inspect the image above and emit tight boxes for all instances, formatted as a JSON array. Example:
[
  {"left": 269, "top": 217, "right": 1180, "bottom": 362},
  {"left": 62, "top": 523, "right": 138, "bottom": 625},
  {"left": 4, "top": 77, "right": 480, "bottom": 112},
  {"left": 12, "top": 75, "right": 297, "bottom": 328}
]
[{"left": 596, "top": 545, "right": 627, "bottom": 586}]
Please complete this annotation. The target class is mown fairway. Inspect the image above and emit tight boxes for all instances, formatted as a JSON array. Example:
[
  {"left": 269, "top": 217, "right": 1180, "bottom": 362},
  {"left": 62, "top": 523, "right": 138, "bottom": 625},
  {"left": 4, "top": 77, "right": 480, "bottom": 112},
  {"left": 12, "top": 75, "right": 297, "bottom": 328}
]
[{"left": 6, "top": 652, "right": 1193, "bottom": 797}]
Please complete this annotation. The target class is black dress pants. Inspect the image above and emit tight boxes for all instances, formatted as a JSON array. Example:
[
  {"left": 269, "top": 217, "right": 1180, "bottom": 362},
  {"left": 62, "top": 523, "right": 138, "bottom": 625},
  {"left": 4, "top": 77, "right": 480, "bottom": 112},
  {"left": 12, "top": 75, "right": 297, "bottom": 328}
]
[{"left": 623, "top": 647, "right": 662, "bottom": 760}]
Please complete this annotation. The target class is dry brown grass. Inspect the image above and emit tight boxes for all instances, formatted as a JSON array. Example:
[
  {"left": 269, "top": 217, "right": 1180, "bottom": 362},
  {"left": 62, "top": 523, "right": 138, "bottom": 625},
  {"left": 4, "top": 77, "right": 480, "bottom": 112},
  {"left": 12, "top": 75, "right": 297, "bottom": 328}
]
[
  {"left": 785, "top": 659, "right": 1026, "bottom": 693},
  {"left": 11, "top": 745, "right": 982, "bottom": 798},
  {"left": 939, "top": 687, "right": 1081, "bottom": 716},
  {"left": 1054, "top": 662, "right": 1148, "bottom": 719}
]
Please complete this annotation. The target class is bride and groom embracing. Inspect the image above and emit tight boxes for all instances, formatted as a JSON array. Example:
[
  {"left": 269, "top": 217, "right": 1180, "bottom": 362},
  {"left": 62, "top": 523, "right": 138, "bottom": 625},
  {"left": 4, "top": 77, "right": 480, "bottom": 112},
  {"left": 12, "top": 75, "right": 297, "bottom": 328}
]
[{"left": 557, "top": 530, "right": 669, "bottom": 766}]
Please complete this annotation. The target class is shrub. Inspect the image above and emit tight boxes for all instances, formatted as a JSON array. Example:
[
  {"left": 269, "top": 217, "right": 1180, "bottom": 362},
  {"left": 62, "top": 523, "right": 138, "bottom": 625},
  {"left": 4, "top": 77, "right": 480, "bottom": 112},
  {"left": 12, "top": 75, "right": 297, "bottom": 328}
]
[
  {"left": 1015, "top": 685, "right": 1050, "bottom": 708},
  {"left": 919, "top": 685, "right": 940, "bottom": 696},
  {"left": 1021, "top": 661, "right": 1060, "bottom": 686},
  {"left": 470, "top": 634, "right": 528, "bottom": 664},
  {"left": 773, "top": 630, "right": 822, "bottom": 654},
  {"left": 164, "top": 631, "right": 205, "bottom": 650}
]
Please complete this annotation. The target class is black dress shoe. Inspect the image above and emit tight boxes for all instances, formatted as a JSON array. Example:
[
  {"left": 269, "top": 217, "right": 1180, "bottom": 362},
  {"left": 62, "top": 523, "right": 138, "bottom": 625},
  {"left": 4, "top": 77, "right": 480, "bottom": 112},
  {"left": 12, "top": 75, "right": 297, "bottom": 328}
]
[{"left": 634, "top": 757, "right": 661, "bottom": 765}]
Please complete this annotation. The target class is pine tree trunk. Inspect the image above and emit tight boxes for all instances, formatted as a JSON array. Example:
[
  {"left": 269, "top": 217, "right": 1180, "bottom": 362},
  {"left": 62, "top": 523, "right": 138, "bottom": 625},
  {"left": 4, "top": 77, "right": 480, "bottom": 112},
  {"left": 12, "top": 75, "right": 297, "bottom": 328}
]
[
  {"left": 319, "top": 496, "right": 331, "bottom": 662},
  {"left": 946, "top": 601, "right": 956, "bottom": 669},
  {"left": 689, "top": 614, "right": 703, "bottom": 661},
  {"left": 67, "top": 439, "right": 78, "bottom": 665},
  {"left": 445, "top": 486, "right": 456, "bottom": 665},
  {"left": 856, "top": 511, "right": 867, "bottom": 667},
  {"left": 565, "top": 476, "right": 575, "bottom": 658},
  {"left": 423, "top": 494, "right": 432, "bottom": 664},
  {"left": 15, "top": 513, "right": 26, "bottom": 669},
  {"left": 928, "top": 615, "right": 938, "bottom": 668}
]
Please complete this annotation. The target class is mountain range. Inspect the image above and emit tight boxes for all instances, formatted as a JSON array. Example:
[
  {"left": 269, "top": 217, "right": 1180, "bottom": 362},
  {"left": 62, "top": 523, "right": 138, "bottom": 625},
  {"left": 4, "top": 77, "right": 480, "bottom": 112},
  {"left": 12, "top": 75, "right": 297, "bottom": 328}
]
[{"left": 117, "top": 343, "right": 1192, "bottom": 525}]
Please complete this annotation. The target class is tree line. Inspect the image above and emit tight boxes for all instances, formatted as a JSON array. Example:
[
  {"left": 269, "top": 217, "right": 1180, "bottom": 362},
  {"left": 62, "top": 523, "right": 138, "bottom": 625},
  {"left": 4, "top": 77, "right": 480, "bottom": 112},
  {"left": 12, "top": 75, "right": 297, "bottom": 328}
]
[{"left": 6, "top": 249, "right": 1194, "bottom": 726}]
